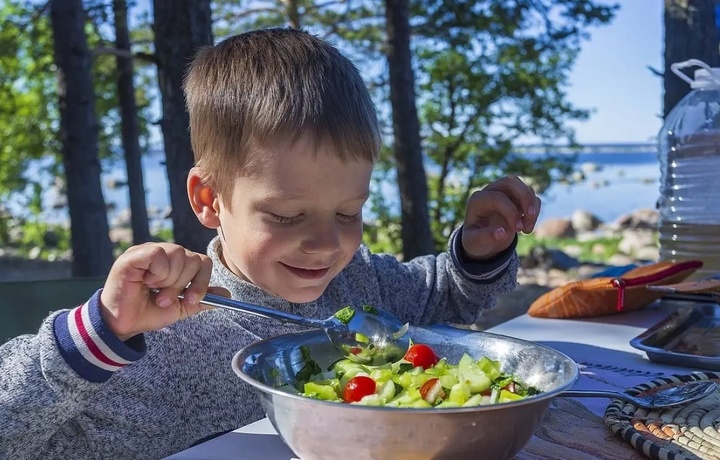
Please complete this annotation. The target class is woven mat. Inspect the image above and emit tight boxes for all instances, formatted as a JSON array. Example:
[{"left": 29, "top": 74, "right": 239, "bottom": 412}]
[{"left": 604, "top": 372, "right": 720, "bottom": 460}]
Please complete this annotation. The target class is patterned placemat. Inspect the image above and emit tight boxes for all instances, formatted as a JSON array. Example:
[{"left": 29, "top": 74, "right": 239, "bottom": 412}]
[{"left": 604, "top": 372, "right": 720, "bottom": 460}]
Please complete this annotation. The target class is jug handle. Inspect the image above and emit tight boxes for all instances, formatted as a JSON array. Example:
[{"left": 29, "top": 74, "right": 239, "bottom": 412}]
[{"left": 671, "top": 59, "right": 720, "bottom": 86}]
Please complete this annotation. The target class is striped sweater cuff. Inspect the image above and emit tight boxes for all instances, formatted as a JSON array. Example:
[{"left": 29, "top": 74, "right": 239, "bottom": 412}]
[
  {"left": 53, "top": 290, "right": 146, "bottom": 383},
  {"left": 450, "top": 226, "right": 517, "bottom": 284}
]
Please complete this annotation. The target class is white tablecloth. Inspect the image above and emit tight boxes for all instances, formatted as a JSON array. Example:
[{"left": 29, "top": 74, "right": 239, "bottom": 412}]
[{"left": 166, "top": 303, "right": 706, "bottom": 460}]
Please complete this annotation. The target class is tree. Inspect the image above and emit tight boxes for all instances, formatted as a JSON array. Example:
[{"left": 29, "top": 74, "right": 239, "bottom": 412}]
[
  {"left": 385, "top": 0, "right": 434, "bottom": 259},
  {"left": 407, "top": 0, "right": 616, "bottom": 252},
  {"left": 153, "top": 0, "right": 216, "bottom": 253},
  {"left": 113, "top": 0, "right": 152, "bottom": 245},
  {"left": 49, "top": 0, "right": 114, "bottom": 276},
  {"left": 663, "top": 0, "right": 720, "bottom": 118}
]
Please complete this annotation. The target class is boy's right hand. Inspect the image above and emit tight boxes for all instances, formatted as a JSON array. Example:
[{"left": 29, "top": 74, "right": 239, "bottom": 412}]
[{"left": 99, "top": 243, "right": 228, "bottom": 341}]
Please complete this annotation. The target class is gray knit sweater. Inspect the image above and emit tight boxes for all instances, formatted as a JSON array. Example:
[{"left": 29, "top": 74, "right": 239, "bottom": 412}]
[{"left": 0, "top": 230, "right": 518, "bottom": 459}]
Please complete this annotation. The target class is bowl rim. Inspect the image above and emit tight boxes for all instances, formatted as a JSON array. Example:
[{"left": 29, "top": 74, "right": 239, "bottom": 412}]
[{"left": 231, "top": 328, "right": 579, "bottom": 413}]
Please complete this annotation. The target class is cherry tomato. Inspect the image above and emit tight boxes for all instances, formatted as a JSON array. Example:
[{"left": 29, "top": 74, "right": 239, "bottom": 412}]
[
  {"left": 403, "top": 344, "right": 439, "bottom": 370},
  {"left": 343, "top": 375, "right": 376, "bottom": 403}
]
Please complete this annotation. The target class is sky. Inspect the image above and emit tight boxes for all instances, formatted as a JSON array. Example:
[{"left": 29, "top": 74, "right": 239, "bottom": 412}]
[{"left": 564, "top": 1, "right": 664, "bottom": 144}]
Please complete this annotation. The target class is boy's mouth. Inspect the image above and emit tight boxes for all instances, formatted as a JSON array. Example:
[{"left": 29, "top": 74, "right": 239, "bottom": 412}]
[{"left": 281, "top": 263, "right": 330, "bottom": 280}]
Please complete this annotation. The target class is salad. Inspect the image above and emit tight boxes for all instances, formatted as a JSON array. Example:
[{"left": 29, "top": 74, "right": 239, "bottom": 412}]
[{"left": 291, "top": 342, "right": 541, "bottom": 408}]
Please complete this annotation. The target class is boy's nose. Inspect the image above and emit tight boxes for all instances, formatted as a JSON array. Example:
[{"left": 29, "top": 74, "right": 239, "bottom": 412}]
[{"left": 301, "top": 221, "right": 340, "bottom": 255}]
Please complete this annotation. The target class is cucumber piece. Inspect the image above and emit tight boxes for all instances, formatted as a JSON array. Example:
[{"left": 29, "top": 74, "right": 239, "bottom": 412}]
[
  {"left": 354, "top": 393, "right": 385, "bottom": 406},
  {"left": 477, "top": 357, "right": 502, "bottom": 380},
  {"left": 389, "top": 387, "right": 422, "bottom": 405},
  {"left": 378, "top": 380, "right": 397, "bottom": 401},
  {"left": 462, "top": 394, "right": 484, "bottom": 407},
  {"left": 438, "top": 374, "right": 458, "bottom": 389},
  {"left": 458, "top": 353, "right": 492, "bottom": 393},
  {"left": 447, "top": 382, "right": 471, "bottom": 405},
  {"left": 370, "top": 368, "right": 393, "bottom": 384},
  {"left": 399, "top": 398, "right": 432, "bottom": 409},
  {"left": 303, "top": 381, "right": 340, "bottom": 401}
]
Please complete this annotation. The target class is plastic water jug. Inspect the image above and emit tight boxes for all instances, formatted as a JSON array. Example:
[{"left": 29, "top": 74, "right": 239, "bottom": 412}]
[{"left": 657, "top": 59, "right": 720, "bottom": 279}]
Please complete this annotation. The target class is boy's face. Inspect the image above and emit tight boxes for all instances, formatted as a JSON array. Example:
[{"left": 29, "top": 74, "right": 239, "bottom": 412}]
[{"left": 212, "top": 132, "right": 372, "bottom": 303}]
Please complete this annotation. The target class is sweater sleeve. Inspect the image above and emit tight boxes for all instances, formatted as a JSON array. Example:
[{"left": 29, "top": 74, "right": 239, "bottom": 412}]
[
  {"left": 0, "top": 290, "right": 146, "bottom": 458},
  {"left": 369, "top": 226, "right": 519, "bottom": 326},
  {"left": 53, "top": 290, "right": 146, "bottom": 382}
]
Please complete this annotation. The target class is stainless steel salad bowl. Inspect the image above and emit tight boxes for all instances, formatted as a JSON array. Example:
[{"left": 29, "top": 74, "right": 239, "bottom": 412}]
[{"left": 232, "top": 326, "right": 578, "bottom": 460}]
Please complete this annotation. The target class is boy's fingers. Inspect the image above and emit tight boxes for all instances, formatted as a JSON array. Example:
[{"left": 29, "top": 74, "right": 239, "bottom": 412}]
[
  {"left": 466, "top": 190, "right": 522, "bottom": 232},
  {"left": 469, "top": 225, "right": 512, "bottom": 243},
  {"left": 159, "top": 246, "right": 194, "bottom": 292},
  {"left": 135, "top": 244, "right": 190, "bottom": 289},
  {"left": 179, "top": 254, "right": 214, "bottom": 305},
  {"left": 462, "top": 225, "right": 512, "bottom": 259},
  {"left": 521, "top": 196, "right": 542, "bottom": 233},
  {"left": 154, "top": 252, "right": 208, "bottom": 308},
  {"left": 485, "top": 176, "right": 537, "bottom": 217},
  {"left": 117, "top": 245, "right": 170, "bottom": 287}
]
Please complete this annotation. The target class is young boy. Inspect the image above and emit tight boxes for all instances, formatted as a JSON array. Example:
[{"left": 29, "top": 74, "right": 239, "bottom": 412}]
[{"left": 0, "top": 29, "right": 539, "bottom": 459}]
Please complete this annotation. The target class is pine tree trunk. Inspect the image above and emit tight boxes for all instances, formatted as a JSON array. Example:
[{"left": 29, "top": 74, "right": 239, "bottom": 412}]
[
  {"left": 49, "top": 0, "right": 114, "bottom": 276},
  {"left": 384, "top": 0, "right": 435, "bottom": 259},
  {"left": 113, "top": 0, "right": 152, "bottom": 245},
  {"left": 153, "top": 0, "right": 216, "bottom": 253},
  {"left": 663, "top": 0, "right": 720, "bottom": 117}
]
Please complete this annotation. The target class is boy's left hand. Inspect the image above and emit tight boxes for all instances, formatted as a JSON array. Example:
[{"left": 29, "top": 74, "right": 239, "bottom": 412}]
[{"left": 461, "top": 175, "right": 540, "bottom": 260}]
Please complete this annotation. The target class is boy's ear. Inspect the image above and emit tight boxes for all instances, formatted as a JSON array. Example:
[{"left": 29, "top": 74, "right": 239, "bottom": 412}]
[{"left": 187, "top": 167, "right": 221, "bottom": 229}]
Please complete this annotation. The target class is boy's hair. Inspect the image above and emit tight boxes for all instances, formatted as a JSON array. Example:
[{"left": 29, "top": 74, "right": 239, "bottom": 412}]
[{"left": 183, "top": 28, "right": 380, "bottom": 200}]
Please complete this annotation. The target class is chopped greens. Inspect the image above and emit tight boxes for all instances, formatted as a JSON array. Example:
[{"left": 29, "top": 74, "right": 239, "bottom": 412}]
[
  {"left": 333, "top": 306, "right": 356, "bottom": 325},
  {"left": 290, "top": 344, "right": 542, "bottom": 408}
]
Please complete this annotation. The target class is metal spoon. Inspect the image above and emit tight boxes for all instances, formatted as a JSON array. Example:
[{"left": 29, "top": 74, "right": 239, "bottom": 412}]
[
  {"left": 192, "top": 292, "right": 410, "bottom": 366},
  {"left": 560, "top": 381, "right": 718, "bottom": 409}
]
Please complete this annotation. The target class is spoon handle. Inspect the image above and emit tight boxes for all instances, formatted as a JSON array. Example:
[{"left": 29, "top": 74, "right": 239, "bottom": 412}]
[
  {"left": 560, "top": 390, "right": 633, "bottom": 402},
  {"left": 192, "top": 292, "right": 326, "bottom": 329}
]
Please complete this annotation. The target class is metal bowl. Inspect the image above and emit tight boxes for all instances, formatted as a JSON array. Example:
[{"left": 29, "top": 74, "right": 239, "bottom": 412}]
[{"left": 232, "top": 327, "right": 578, "bottom": 460}]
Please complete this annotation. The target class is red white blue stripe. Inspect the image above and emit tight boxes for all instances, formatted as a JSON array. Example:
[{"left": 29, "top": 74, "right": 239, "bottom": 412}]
[{"left": 54, "top": 290, "right": 146, "bottom": 382}]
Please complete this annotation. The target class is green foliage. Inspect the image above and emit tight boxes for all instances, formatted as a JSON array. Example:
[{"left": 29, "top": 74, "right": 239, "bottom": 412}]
[
  {"left": 362, "top": 220, "right": 402, "bottom": 256},
  {"left": 0, "top": 0, "right": 153, "bottom": 217}
]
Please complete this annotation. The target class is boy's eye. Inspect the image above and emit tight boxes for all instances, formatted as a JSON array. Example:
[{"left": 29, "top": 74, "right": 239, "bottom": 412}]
[
  {"left": 338, "top": 213, "right": 361, "bottom": 222},
  {"left": 269, "top": 213, "right": 301, "bottom": 224}
]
